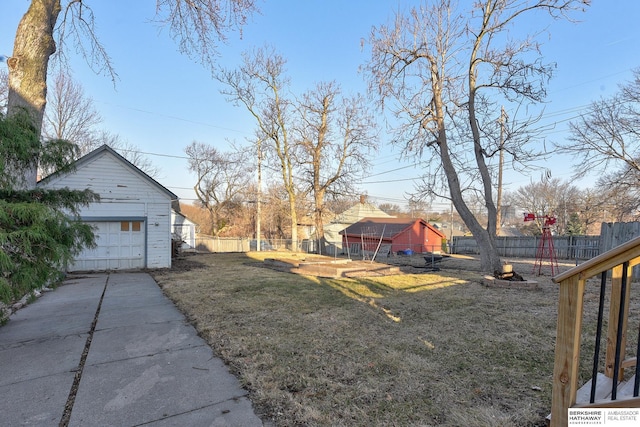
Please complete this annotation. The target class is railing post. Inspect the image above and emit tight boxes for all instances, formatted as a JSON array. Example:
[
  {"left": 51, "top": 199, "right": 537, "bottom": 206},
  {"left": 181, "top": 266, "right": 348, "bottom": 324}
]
[
  {"left": 589, "top": 272, "right": 608, "bottom": 403},
  {"left": 551, "top": 274, "right": 586, "bottom": 427},
  {"left": 605, "top": 263, "right": 633, "bottom": 380}
]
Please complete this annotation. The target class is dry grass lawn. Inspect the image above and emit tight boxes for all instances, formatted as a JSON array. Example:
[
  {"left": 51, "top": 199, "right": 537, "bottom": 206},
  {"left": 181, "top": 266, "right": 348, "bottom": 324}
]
[{"left": 150, "top": 252, "right": 639, "bottom": 427}]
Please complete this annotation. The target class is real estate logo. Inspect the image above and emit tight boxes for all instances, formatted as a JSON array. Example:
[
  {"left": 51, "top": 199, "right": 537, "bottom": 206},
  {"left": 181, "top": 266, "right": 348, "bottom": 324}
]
[{"left": 568, "top": 408, "right": 639, "bottom": 426}]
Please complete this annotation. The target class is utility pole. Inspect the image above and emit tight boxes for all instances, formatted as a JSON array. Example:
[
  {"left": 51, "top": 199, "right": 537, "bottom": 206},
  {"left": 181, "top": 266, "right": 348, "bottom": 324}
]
[
  {"left": 496, "top": 106, "right": 506, "bottom": 236},
  {"left": 256, "top": 139, "right": 262, "bottom": 251},
  {"left": 449, "top": 201, "right": 454, "bottom": 253}
]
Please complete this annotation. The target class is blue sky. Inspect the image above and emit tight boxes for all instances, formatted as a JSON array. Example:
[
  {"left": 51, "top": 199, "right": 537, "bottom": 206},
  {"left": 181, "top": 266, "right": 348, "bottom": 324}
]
[{"left": 2, "top": 1, "right": 639, "bottom": 212}]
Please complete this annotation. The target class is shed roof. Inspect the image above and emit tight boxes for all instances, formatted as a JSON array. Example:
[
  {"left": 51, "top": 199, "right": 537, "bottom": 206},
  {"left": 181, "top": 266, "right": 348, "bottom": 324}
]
[
  {"left": 171, "top": 210, "right": 198, "bottom": 226},
  {"left": 340, "top": 217, "right": 446, "bottom": 240}
]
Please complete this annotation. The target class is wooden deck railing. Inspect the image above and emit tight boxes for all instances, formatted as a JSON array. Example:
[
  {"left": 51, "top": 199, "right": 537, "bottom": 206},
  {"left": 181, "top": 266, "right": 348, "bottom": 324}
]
[{"left": 550, "top": 235, "right": 640, "bottom": 427}]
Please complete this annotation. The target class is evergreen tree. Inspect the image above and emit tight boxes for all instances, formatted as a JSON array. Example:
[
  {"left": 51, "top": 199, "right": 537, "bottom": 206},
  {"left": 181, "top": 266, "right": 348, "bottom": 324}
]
[
  {"left": 0, "top": 110, "right": 98, "bottom": 303},
  {"left": 566, "top": 213, "right": 586, "bottom": 236}
]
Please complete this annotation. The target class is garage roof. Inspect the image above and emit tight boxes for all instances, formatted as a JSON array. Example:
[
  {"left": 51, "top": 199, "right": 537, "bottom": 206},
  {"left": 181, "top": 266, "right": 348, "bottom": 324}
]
[{"left": 38, "top": 144, "right": 178, "bottom": 201}]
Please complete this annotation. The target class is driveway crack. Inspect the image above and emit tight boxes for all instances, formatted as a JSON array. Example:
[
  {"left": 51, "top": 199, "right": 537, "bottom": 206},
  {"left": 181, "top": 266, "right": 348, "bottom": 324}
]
[{"left": 59, "top": 274, "right": 110, "bottom": 427}]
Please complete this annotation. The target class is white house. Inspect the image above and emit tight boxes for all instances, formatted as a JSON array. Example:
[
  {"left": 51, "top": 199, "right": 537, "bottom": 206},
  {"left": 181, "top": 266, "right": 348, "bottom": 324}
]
[
  {"left": 323, "top": 196, "right": 393, "bottom": 255},
  {"left": 171, "top": 210, "right": 197, "bottom": 250},
  {"left": 37, "top": 145, "right": 178, "bottom": 271}
]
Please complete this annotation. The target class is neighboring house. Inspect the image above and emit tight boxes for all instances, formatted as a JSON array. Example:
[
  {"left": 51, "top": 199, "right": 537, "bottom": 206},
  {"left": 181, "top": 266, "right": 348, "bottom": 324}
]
[
  {"left": 37, "top": 145, "right": 178, "bottom": 271},
  {"left": 323, "top": 196, "right": 393, "bottom": 255},
  {"left": 340, "top": 217, "right": 447, "bottom": 256},
  {"left": 298, "top": 214, "right": 316, "bottom": 245},
  {"left": 498, "top": 226, "right": 524, "bottom": 237},
  {"left": 431, "top": 221, "right": 469, "bottom": 239},
  {"left": 171, "top": 210, "right": 197, "bottom": 250}
]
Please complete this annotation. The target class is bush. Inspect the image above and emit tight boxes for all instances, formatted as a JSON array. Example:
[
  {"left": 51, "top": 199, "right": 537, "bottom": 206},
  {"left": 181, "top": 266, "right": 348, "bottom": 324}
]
[{"left": 0, "top": 111, "right": 98, "bottom": 303}]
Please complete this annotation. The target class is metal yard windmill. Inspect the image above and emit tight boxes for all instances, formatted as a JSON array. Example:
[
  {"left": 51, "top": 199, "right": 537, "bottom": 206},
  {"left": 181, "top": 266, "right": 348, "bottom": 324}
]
[{"left": 524, "top": 213, "right": 559, "bottom": 276}]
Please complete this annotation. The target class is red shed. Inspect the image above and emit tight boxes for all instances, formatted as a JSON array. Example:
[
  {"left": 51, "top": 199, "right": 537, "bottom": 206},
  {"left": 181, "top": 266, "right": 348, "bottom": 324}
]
[{"left": 340, "top": 217, "right": 446, "bottom": 255}]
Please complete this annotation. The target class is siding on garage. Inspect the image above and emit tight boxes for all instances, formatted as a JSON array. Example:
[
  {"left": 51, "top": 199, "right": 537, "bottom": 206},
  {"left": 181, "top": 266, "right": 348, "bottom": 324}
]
[{"left": 37, "top": 145, "right": 177, "bottom": 270}]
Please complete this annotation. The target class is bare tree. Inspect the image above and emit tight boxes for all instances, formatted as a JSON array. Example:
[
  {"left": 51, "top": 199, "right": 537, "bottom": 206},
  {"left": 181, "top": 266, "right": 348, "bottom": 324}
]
[
  {"left": 6, "top": 0, "right": 257, "bottom": 188},
  {"left": 185, "top": 141, "right": 251, "bottom": 236},
  {"left": 573, "top": 188, "right": 606, "bottom": 234},
  {"left": 218, "top": 48, "right": 378, "bottom": 252},
  {"left": 365, "top": 0, "right": 588, "bottom": 272},
  {"left": 594, "top": 181, "right": 640, "bottom": 223},
  {"left": 43, "top": 70, "right": 101, "bottom": 148},
  {"left": 258, "top": 183, "right": 296, "bottom": 240},
  {"left": 217, "top": 46, "right": 301, "bottom": 249},
  {"left": 37, "top": 70, "right": 160, "bottom": 179},
  {"left": 505, "top": 178, "right": 580, "bottom": 235},
  {"left": 561, "top": 69, "right": 640, "bottom": 196},
  {"left": 295, "top": 81, "right": 378, "bottom": 252},
  {"left": 378, "top": 203, "right": 403, "bottom": 216},
  {"left": 179, "top": 203, "right": 210, "bottom": 234},
  {"left": 508, "top": 182, "right": 638, "bottom": 236},
  {"left": 153, "top": 0, "right": 257, "bottom": 70},
  {"left": 95, "top": 132, "right": 162, "bottom": 179}
]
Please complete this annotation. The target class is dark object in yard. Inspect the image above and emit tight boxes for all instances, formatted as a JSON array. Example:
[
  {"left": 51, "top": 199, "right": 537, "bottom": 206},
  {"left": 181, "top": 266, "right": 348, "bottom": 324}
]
[
  {"left": 493, "top": 269, "right": 525, "bottom": 281},
  {"left": 423, "top": 252, "right": 448, "bottom": 272},
  {"left": 398, "top": 249, "right": 414, "bottom": 256}
]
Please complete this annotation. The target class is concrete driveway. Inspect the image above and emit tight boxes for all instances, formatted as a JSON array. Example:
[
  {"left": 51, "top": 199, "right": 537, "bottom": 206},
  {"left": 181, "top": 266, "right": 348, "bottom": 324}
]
[{"left": 0, "top": 272, "right": 264, "bottom": 427}]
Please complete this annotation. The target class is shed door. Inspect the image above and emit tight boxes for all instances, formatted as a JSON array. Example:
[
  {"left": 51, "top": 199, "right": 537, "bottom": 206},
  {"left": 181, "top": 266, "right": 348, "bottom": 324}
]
[{"left": 69, "top": 221, "right": 145, "bottom": 271}]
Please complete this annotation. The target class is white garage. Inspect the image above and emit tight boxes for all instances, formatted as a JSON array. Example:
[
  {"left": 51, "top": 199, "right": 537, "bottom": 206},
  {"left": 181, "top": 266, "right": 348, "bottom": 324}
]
[
  {"left": 71, "top": 220, "right": 146, "bottom": 271},
  {"left": 37, "top": 145, "right": 178, "bottom": 271}
]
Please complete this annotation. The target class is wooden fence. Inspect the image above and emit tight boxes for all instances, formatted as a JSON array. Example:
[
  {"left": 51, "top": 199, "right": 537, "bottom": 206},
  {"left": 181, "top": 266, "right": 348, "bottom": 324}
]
[
  {"left": 452, "top": 235, "right": 601, "bottom": 261},
  {"left": 600, "top": 222, "right": 640, "bottom": 253},
  {"left": 195, "top": 237, "right": 251, "bottom": 253},
  {"left": 452, "top": 223, "right": 640, "bottom": 260},
  {"left": 194, "top": 237, "right": 312, "bottom": 253},
  {"left": 194, "top": 222, "right": 640, "bottom": 260},
  {"left": 452, "top": 223, "right": 640, "bottom": 277}
]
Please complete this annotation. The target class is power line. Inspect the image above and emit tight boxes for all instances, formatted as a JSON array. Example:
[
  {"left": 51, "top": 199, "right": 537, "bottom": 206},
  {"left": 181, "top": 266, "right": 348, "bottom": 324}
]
[
  {"left": 361, "top": 176, "right": 421, "bottom": 184},
  {"left": 117, "top": 148, "right": 189, "bottom": 160},
  {"left": 94, "top": 100, "right": 253, "bottom": 136},
  {"left": 108, "top": 67, "right": 638, "bottom": 196}
]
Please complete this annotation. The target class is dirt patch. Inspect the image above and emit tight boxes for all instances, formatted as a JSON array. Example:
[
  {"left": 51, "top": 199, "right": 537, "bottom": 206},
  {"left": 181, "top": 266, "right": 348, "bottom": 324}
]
[
  {"left": 264, "top": 252, "right": 570, "bottom": 284},
  {"left": 166, "top": 253, "right": 210, "bottom": 272},
  {"left": 262, "top": 257, "right": 401, "bottom": 278}
]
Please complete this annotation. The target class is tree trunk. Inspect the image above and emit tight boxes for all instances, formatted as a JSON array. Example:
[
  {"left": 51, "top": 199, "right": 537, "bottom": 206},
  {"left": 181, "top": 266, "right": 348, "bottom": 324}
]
[
  {"left": 7, "top": 0, "right": 61, "bottom": 189},
  {"left": 430, "top": 62, "right": 502, "bottom": 273},
  {"left": 313, "top": 188, "right": 326, "bottom": 254},
  {"left": 467, "top": 90, "right": 501, "bottom": 272},
  {"left": 468, "top": 24, "right": 498, "bottom": 240},
  {"left": 208, "top": 208, "right": 220, "bottom": 237},
  {"left": 288, "top": 195, "right": 298, "bottom": 251},
  {"left": 440, "top": 144, "right": 502, "bottom": 273}
]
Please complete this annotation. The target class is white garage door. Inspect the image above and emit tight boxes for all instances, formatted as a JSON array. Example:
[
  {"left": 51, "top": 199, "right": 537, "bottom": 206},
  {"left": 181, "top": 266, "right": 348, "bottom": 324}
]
[{"left": 70, "top": 221, "right": 145, "bottom": 271}]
